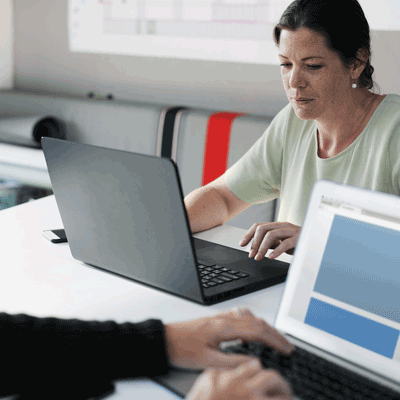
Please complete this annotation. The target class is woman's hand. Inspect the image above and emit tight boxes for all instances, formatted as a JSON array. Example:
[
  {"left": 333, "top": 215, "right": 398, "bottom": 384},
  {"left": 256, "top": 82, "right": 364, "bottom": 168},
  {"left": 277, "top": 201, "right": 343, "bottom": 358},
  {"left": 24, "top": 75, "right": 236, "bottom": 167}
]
[
  {"left": 240, "top": 222, "right": 301, "bottom": 260},
  {"left": 186, "top": 359, "right": 293, "bottom": 400},
  {"left": 164, "top": 309, "right": 294, "bottom": 370}
]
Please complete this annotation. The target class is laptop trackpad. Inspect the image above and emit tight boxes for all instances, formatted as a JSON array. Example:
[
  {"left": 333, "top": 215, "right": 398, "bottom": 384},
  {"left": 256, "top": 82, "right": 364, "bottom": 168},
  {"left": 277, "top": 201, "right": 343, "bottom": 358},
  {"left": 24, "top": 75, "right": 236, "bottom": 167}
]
[{"left": 194, "top": 237, "right": 247, "bottom": 264}]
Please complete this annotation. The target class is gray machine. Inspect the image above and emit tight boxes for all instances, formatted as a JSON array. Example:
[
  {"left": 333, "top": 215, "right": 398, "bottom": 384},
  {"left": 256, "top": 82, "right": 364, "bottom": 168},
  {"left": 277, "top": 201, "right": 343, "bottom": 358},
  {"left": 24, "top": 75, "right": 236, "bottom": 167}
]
[{"left": 42, "top": 137, "right": 288, "bottom": 305}]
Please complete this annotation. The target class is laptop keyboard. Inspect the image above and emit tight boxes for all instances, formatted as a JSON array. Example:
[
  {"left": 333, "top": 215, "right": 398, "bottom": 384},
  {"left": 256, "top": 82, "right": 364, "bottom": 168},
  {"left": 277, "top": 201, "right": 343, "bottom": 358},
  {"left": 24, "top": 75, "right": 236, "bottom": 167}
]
[
  {"left": 221, "top": 341, "right": 399, "bottom": 400},
  {"left": 197, "top": 259, "right": 249, "bottom": 289}
]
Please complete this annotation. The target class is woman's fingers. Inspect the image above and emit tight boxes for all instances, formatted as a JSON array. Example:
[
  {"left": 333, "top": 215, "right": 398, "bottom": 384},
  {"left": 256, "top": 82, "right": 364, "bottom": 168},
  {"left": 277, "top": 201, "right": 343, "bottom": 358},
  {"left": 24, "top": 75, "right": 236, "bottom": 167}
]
[
  {"left": 252, "top": 226, "right": 284, "bottom": 260},
  {"left": 269, "top": 235, "right": 298, "bottom": 259},
  {"left": 240, "top": 222, "right": 300, "bottom": 260},
  {"left": 249, "top": 369, "right": 293, "bottom": 399},
  {"left": 239, "top": 223, "right": 259, "bottom": 246},
  {"left": 187, "top": 361, "right": 293, "bottom": 400},
  {"left": 208, "top": 309, "right": 295, "bottom": 358},
  {"left": 241, "top": 223, "right": 281, "bottom": 256}
]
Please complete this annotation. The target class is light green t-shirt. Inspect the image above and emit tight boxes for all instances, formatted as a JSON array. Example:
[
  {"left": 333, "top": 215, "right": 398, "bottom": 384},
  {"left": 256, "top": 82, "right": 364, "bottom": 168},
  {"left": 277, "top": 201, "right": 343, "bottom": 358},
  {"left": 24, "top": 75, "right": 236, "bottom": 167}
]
[{"left": 225, "top": 94, "right": 400, "bottom": 226}]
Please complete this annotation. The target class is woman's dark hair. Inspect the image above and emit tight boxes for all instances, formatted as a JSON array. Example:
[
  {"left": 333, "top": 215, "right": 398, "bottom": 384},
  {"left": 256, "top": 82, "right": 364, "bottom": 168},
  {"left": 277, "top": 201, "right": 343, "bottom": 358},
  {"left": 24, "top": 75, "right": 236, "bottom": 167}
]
[{"left": 273, "top": 0, "right": 374, "bottom": 90}]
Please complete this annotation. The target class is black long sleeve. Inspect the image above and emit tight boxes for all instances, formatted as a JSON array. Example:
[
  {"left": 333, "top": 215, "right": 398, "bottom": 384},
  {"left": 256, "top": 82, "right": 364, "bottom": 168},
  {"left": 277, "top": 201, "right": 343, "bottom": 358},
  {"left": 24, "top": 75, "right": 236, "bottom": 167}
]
[{"left": 0, "top": 312, "right": 170, "bottom": 399}]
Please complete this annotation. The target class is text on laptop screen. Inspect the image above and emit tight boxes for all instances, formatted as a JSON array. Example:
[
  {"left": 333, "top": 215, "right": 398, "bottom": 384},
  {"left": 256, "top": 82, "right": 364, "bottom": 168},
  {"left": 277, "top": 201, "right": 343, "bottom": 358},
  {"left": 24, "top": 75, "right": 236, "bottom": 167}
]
[{"left": 289, "top": 197, "right": 400, "bottom": 361}]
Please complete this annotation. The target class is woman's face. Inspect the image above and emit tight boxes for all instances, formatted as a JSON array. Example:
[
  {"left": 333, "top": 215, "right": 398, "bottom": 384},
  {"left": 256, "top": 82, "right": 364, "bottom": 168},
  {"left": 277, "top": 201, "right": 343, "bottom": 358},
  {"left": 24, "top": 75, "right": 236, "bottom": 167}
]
[{"left": 278, "top": 27, "right": 355, "bottom": 121}]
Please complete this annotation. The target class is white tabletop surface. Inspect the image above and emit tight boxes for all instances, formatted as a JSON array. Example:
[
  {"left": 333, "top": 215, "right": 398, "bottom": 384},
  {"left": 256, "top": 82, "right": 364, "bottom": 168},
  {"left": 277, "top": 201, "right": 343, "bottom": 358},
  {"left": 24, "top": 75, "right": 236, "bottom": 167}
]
[{"left": 0, "top": 195, "right": 292, "bottom": 399}]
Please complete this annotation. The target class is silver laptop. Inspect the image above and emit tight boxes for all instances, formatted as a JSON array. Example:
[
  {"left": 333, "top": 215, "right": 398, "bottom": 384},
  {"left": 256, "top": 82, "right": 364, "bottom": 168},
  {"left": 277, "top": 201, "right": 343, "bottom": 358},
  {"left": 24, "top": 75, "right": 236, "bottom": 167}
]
[
  {"left": 41, "top": 138, "right": 289, "bottom": 306},
  {"left": 155, "top": 180, "right": 400, "bottom": 398},
  {"left": 273, "top": 179, "right": 400, "bottom": 396}
]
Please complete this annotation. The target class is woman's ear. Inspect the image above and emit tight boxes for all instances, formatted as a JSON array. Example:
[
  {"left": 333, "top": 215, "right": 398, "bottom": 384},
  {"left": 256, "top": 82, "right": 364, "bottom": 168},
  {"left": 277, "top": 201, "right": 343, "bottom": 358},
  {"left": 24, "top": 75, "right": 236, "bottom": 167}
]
[{"left": 351, "top": 48, "right": 369, "bottom": 80}]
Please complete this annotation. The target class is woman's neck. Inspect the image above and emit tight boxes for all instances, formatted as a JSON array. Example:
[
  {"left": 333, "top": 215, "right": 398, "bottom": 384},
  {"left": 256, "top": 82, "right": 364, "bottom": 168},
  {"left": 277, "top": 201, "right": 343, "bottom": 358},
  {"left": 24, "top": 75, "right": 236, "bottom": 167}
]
[{"left": 316, "top": 91, "right": 385, "bottom": 159}]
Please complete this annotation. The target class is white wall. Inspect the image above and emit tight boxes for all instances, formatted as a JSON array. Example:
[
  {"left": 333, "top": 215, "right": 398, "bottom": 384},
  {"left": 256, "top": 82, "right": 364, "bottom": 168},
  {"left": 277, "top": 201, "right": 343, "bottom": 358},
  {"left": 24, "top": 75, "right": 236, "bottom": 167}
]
[
  {"left": 11, "top": 1, "right": 400, "bottom": 116},
  {"left": 370, "top": 30, "right": 400, "bottom": 95},
  {"left": 0, "top": 0, "right": 13, "bottom": 89}
]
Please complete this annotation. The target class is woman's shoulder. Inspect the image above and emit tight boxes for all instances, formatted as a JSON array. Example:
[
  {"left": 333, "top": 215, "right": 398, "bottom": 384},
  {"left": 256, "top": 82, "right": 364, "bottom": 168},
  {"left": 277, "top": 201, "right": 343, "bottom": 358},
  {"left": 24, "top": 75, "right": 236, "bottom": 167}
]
[
  {"left": 377, "top": 94, "right": 400, "bottom": 117},
  {"left": 383, "top": 93, "right": 400, "bottom": 103},
  {"left": 378, "top": 95, "right": 400, "bottom": 161},
  {"left": 367, "top": 94, "right": 400, "bottom": 146},
  {"left": 367, "top": 94, "right": 400, "bottom": 137}
]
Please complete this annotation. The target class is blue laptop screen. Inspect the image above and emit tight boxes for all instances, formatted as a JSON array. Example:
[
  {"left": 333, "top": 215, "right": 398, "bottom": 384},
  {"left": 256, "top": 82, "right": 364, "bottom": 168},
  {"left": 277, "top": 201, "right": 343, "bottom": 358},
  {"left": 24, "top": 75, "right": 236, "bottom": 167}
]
[{"left": 301, "top": 202, "right": 400, "bottom": 359}]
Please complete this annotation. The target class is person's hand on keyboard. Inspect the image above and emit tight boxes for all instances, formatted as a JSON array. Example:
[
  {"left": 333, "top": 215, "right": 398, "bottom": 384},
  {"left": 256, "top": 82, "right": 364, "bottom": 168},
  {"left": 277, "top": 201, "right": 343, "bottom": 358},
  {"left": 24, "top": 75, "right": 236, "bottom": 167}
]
[
  {"left": 186, "top": 358, "right": 293, "bottom": 400},
  {"left": 240, "top": 222, "right": 300, "bottom": 260},
  {"left": 164, "top": 308, "right": 294, "bottom": 370}
]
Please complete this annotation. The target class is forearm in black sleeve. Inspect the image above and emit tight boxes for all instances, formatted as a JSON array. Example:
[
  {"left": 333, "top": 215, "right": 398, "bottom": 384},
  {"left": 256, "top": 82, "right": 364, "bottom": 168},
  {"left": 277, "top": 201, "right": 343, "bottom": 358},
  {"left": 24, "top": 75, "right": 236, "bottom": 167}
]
[{"left": 0, "top": 312, "right": 170, "bottom": 398}]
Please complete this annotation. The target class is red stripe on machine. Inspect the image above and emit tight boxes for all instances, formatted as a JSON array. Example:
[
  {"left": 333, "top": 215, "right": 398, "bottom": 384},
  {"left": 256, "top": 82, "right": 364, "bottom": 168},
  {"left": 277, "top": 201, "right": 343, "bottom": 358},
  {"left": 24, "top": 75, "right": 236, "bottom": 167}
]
[{"left": 201, "top": 112, "right": 243, "bottom": 186}]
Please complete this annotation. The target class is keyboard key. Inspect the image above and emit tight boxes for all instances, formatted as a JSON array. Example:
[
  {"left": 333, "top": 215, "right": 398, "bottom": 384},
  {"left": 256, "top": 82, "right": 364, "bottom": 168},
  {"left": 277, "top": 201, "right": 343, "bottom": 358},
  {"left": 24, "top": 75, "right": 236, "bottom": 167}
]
[
  {"left": 218, "top": 276, "right": 232, "bottom": 282},
  {"left": 221, "top": 272, "right": 240, "bottom": 280},
  {"left": 227, "top": 269, "right": 240, "bottom": 274},
  {"left": 210, "top": 278, "right": 224, "bottom": 284},
  {"left": 237, "top": 272, "right": 249, "bottom": 278},
  {"left": 226, "top": 269, "right": 242, "bottom": 275}
]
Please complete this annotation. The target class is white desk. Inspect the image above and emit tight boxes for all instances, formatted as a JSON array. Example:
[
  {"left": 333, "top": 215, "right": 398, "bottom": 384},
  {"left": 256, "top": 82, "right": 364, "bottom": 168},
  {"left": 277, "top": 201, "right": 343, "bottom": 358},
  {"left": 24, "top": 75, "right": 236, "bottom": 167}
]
[{"left": 0, "top": 196, "right": 292, "bottom": 399}]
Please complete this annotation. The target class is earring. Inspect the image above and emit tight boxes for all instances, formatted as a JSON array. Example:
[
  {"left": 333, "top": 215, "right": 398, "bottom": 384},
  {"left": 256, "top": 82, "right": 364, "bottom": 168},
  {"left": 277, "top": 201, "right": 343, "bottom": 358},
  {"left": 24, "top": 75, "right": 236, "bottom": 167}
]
[{"left": 352, "top": 82, "right": 357, "bottom": 89}]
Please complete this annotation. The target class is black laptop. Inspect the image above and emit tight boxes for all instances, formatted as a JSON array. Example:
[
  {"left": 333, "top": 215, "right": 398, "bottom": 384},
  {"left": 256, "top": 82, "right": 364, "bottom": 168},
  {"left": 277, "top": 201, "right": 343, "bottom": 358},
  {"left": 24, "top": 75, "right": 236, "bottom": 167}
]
[{"left": 42, "top": 138, "right": 289, "bottom": 305}]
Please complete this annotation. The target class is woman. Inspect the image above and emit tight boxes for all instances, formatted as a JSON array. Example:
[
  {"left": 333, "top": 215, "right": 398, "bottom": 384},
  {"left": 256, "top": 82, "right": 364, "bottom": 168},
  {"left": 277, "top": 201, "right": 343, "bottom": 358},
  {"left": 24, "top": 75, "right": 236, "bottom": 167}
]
[{"left": 185, "top": 0, "right": 399, "bottom": 261}]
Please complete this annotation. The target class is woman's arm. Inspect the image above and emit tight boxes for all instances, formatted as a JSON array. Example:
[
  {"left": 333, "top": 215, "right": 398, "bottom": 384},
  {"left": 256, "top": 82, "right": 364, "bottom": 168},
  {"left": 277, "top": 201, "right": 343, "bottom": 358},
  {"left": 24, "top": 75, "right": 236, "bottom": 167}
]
[
  {"left": 184, "top": 175, "right": 250, "bottom": 233},
  {"left": 185, "top": 175, "right": 300, "bottom": 260}
]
